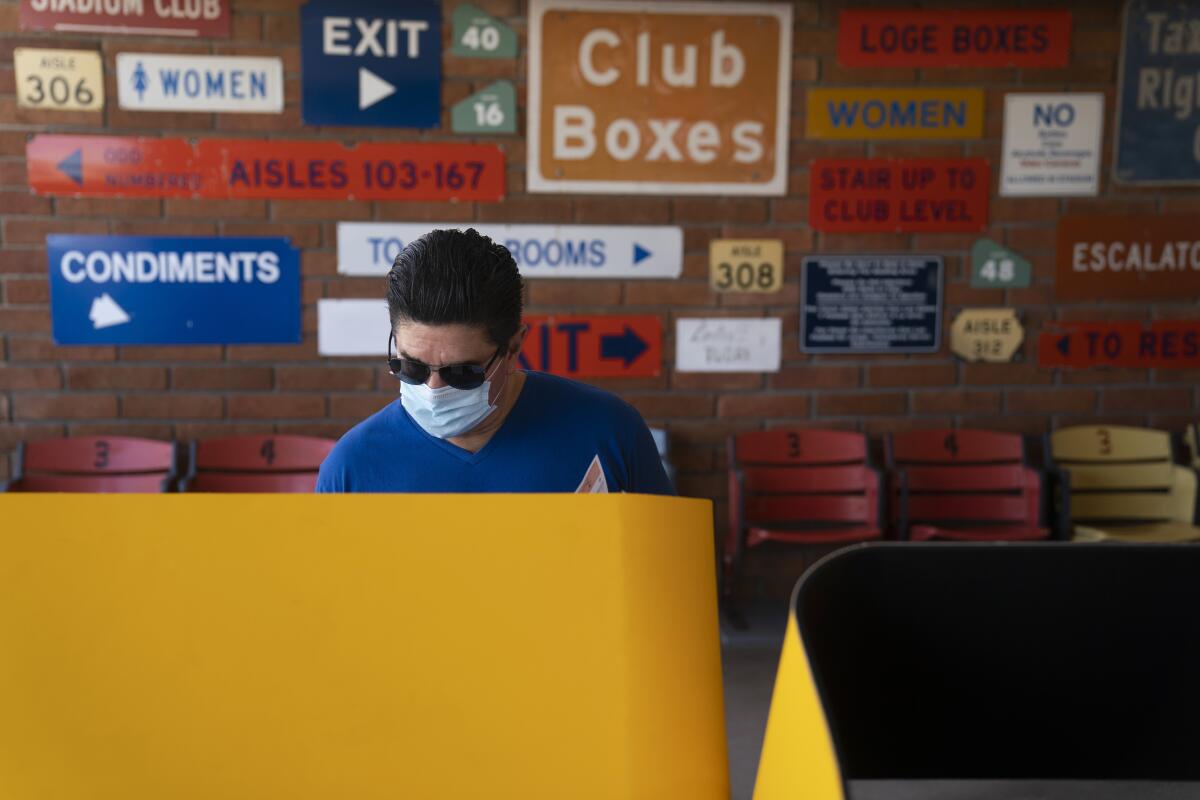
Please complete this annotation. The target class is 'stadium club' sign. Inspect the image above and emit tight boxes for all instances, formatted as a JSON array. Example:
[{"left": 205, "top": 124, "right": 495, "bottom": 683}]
[
  {"left": 809, "top": 158, "right": 989, "bottom": 233},
  {"left": 21, "top": 0, "right": 230, "bottom": 37},
  {"left": 838, "top": 9, "right": 1071, "bottom": 68},
  {"left": 526, "top": 0, "right": 792, "bottom": 195},
  {"left": 1056, "top": 215, "right": 1200, "bottom": 299}
]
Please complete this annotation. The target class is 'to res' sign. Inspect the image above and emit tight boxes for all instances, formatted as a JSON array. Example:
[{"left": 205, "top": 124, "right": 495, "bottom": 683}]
[{"left": 527, "top": 0, "right": 793, "bottom": 195}]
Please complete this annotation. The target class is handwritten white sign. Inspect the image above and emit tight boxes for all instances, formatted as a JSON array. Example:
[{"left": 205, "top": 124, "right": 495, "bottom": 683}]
[{"left": 675, "top": 318, "right": 781, "bottom": 373}]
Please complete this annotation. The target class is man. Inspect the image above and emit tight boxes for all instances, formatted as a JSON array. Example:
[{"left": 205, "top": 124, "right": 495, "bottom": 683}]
[{"left": 316, "top": 228, "right": 673, "bottom": 494}]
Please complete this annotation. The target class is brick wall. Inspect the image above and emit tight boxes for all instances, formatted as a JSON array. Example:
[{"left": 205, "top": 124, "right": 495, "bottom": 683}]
[{"left": 1, "top": 0, "right": 1198, "bottom": 597}]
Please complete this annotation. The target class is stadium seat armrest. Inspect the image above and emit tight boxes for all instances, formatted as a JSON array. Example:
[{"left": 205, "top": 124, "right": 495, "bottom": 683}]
[
  {"left": 1049, "top": 467, "right": 1072, "bottom": 541},
  {"left": 895, "top": 468, "right": 911, "bottom": 541}
]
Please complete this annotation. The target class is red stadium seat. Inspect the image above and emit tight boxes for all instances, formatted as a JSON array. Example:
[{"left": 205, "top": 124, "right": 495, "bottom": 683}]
[
  {"left": 886, "top": 429, "right": 1054, "bottom": 542},
  {"left": 180, "top": 435, "right": 335, "bottom": 493},
  {"left": 1, "top": 436, "right": 178, "bottom": 493},
  {"left": 726, "top": 429, "right": 883, "bottom": 599}
]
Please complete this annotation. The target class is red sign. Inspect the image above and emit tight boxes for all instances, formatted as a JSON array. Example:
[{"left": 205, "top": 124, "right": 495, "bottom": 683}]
[
  {"left": 518, "top": 316, "right": 661, "bottom": 378},
  {"left": 26, "top": 135, "right": 506, "bottom": 203},
  {"left": 1056, "top": 216, "right": 1200, "bottom": 300},
  {"left": 21, "top": 0, "right": 230, "bottom": 37},
  {"left": 1039, "top": 321, "right": 1200, "bottom": 369},
  {"left": 809, "top": 158, "right": 989, "bottom": 233},
  {"left": 838, "top": 10, "right": 1071, "bottom": 68}
]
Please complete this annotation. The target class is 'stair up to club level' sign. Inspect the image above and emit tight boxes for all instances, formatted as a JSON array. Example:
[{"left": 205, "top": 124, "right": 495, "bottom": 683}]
[
  {"left": 1056, "top": 215, "right": 1200, "bottom": 300},
  {"left": 801, "top": 255, "right": 943, "bottom": 354},
  {"left": 1115, "top": 0, "right": 1200, "bottom": 184},
  {"left": 806, "top": 88, "right": 984, "bottom": 140},
  {"left": 26, "top": 135, "right": 504, "bottom": 202},
  {"left": 300, "top": 0, "right": 441, "bottom": 128},
  {"left": 318, "top": 300, "right": 661, "bottom": 378},
  {"left": 1001, "top": 93, "right": 1103, "bottom": 196},
  {"left": 676, "top": 318, "right": 781, "bottom": 373},
  {"left": 48, "top": 235, "right": 299, "bottom": 346},
  {"left": 1040, "top": 321, "right": 1200, "bottom": 369},
  {"left": 527, "top": 0, "right": 793, "bottom": 196},
  {"left": 838, "top": 9, "right": 1071, "bottom": 68},
  {"left": 21, "top": 0, "right": 230, "bottom": 37},
  {"left": 337, "top": 223, "right": 682, "bottom": 279},
  {"left": 14, "top": 48, "right": 104, "bottom": 112},
  {"left": 809, "top": 158, "right": 989, "bottom": 233},
  {"left": 116, "top": 54, "right": 283, "bottom": 113}
]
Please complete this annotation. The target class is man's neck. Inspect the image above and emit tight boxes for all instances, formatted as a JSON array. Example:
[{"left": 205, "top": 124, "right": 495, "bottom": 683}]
[{"left": 447, "top": 370, "right": 526, "bottom": 453}]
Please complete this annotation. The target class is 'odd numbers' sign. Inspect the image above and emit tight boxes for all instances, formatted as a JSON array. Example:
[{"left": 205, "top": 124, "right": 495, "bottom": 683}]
[
  {"left": 526, "top": 0, "right": 792, "bottom": 196},
  {"left": 838, "top": 9, "right": 1071, "bottom": 68},
  {"left": 809, "top": 158, "right": 989, "bottom": 233}
]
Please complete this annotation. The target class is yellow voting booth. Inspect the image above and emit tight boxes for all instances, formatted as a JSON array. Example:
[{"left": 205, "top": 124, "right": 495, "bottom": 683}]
[{"left": 0, "top": 494, "right": 728, "bottom": 800}]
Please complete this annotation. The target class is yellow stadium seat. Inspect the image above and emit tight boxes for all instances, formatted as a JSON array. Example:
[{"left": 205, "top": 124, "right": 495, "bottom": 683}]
[
  {"left": 1050, "top": 425, "right": 1200, "bottom": 542},
  {"left": 1187, "top": 423, "right": 1200, "bottom": 471}
]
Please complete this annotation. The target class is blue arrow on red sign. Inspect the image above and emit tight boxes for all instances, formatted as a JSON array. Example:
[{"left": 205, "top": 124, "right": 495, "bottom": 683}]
[
  {"left": 600, "top": 326, "right": 649, "bottom": 367},
  {"left": 57, "top": 149, "right": 83, "bottom": 186}
]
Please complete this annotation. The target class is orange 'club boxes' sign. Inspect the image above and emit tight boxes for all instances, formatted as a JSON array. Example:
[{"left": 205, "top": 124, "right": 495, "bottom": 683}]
[{"left": 526, "top": 0, "right": 793, "bottom": 196}]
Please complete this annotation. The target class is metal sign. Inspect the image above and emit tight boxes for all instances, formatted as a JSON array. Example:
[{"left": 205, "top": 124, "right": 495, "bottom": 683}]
[
  {"left": 337, "top": 223, "right": 682, "bottom": 279},
  {"left": 1000, "top": 93, "right": 1103, "bottom": 196},
  {"left": 527, "top": 0, "right": 793, "bottom": 196},
  {"left": 676, "top": 318, "right": 781, "bottom": 372},
  {"left": 838, "top": 9, "right": 1071, "bottom": 68},
  {"left": 801, "top": 255, "right": 943, "bottom": 354},
  {"left": 950, "top": 309, "right": 1024, "bottom": 363},
  {"left": 48, "top": 235, "right": 299, "bottom": 346},
  {"left": 1040, "top": 321, "right": 1200, "bottom": 369},
  {"left": 709, "top": 239, "right": 783, "bottom": 293},
  {"left": 970, "top": 238, "right": 1032, "bottom": 289},
  {"left": 318, "top": 300, "right": 661, "bottom": 377},
  {"left": 451, "top": 80, "right": 516, "bottom": 134},
  {"left": 14, "top": 48, "right": 103, "bottom": 112},
  {"left": 806, "top": 87, "right": 984, "bottom": 140},
  {"left": 300, "top": 0, "right": 441, "bottom": 128},
  {"left": 1116, "top": 0, "right": 1200, "bottom": 184},
  {"left": 116, "top": 54, "right": 283, "bottom": 113},
  {"left": 1056, "top": 215, "right": 1200, "bottom": 300},
  {"left": 20, "top": 0, "right": 229, "bottom": 36},
  {"left": 450, "top": 3, "right": 518, "bottom": 59},
  {"left": 809, "top": 158, "right": 989, "bottom": 233},
  {"left": 26, "top": 135, "right": 505, "bottom": 202}
]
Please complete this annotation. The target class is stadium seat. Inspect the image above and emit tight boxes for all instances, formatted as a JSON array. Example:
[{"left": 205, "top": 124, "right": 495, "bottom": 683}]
[
  {"left": 0, "top": 436, "right": 178, "bottom": 493},
  {"left": 886, "top": 429, "right": 1058, "bottom": 541},
  {"left": 1187, "top": 423, "right": 1200, "bottom": 471},
  {"left": 1050, "top": 425, "right": 1200, "bottom": 542},
  {"left": 180, "top": 435, "right": 335, "bottom": 493},
  {"left": 725, "top": 429, "right": 883, "bottom": 598}
]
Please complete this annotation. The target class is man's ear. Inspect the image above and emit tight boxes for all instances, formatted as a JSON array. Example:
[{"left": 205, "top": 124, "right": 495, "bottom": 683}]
[{"left": 508, "top": 324, "right": 529, "bottom": 357}]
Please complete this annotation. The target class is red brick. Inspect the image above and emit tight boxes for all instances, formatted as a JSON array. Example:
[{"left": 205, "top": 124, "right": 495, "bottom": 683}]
[
  {"left": 0, "top": 159, "right": 28, "bottom": 186},
  {"left": 330, "top": 394, "right": 395, "bottom": 419},
  {"left": 67, "top": 423, "right": 174, "bottom": 441},
  {"left": 164, "top": 199, "right": 268, "bottom": 219},
  {"left": 277, "top": 366, "right": 376, "bottom": 391},
  {"left": 0, "top": 190, "right": 51, "bottom": 215},
  {"left": 625, "top": 282, "right": 715, "bottom": 307},
  {"left": 672, "top": 373, "right": 762, "bottom": 391},
  {"left": 626, "top": 394, "right": 715, "bottom": 420},
  {"left": 0, "top": 250, "right": 44, "bottom": 275},
  {"left": 815, "top": 393, "right": 907, "bottom": 417},
  {"left": 272, "top": 200, "right": 372, "bottom": 221},
  {"left": 67, "top": 366, "right": 168, "bottom": 390},
  {"left": 0, "top": 308, "right": 51, "bottom": 333},
  {"left": 223, "top": 222, "right": 322, "bottom": 248},
  {"left": 573, "top": 197, "right": 670, "bottom": 225},
  {"left": 4, "top": 219, "right": 106, "bottom": 245},
  {"left": 913, "top": 390, "right": 1002, "bottom": 415},
  {"left": 771, "top": 365, "right": 860, "bottom": 390},
  {"left": 867, "top": 363, "right": 957, "bottom": 388},
  {"left": 963, "top": 363, "right": 1053, "bottom": 386},
  {"left": 0, "top": 366, "right": 61, "bottom": 390},
  {"left": 123, "top": 395, "right": 223, "bottom": 419},
  {"left": 227, "top": 341, "right": 320, "bottom": 361},
  {"left": 4, "top": 279, "right": 49, "bottom": 304},
  {"left": 1102, "top": 387, "right": 1194, "bottom": 414},
  {"left": 7, "top": 339, "right": 115, "bottom": 362},
  {"left": 718, "top": 394, "right": 810, "bottom": 419},
  {"left": 1006, "top": 389, "right": 1097, "bottom": 415},
  {"left": 172, "top": 367, "right": 274, "bottom": 391},
  {"left": 527, "top": 281, "right": 623, "bottom": 307},
  {"left": 119, "top": 346, "right": 224, "bottom": 362},
  {"left": 478, "top": 196, "right": 574, "bottom": 223},
  {"left": 674, "top": 198, "right": 768, "bottom": 225},
  {"left": 229, "top": 395, "right": 326, "bottom": 419},
  {"left": 13, "top": 394, "right": 118, "bottom": 420},
  {"left": 56, "top": 197, "right": 161, "bottom": 217},
  {"left": 0, "top": 423, "right": 67, "bottom": 450}
]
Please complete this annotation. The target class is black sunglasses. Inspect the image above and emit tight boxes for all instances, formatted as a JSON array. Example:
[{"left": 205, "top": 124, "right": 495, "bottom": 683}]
[{"left": 387, "top": 333, "right": 504, "bottom": 390}]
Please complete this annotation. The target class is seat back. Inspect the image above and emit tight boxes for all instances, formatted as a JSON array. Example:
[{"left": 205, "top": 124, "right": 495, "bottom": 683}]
[
  {"left": 1187, "top": 423, "right": 1200, "bottom": 471},
  {"left": 730, "top": 430, "right": 880, "bottom": 530},
  {"left": 5, "top": 437, "right": 177, "bottom": 493},
  {"left": 786, "top": 544, "right": 1200, "bottom": 781},
  {"left": 1050, "top": 425, "right": 1195, "bottom": 524},
  {"left": 182, "top": 435, "right": 335, "bottom": 493},
  {"left": 886, "top": 429, "right": 1043, "bottom": 535}
]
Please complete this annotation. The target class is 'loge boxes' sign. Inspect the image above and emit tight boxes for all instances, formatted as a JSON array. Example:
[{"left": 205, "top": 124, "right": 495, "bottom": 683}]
[
  {"left": 810, "top": 158, "right": 989, "bottom": 233},
  {"left": 1115, "top": 0, "right": 1200, "bottom": 184},
  {"left": 527, "top": 0, "right": 792, "bottom": 195},
  {"left": 838, "top": 9, "right": 1071, "bottom": 68},
  {"left": 1056, "top": 215, "right": 1200, "bottom": 300}
]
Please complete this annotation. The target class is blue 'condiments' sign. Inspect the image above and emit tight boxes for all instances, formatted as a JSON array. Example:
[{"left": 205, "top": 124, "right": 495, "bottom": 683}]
[
  {"left": 1116, "top": 0, "right": 1200, "bottom": 184},
  {"left": 801, "top": 255, "right": 943, "bottom": 353},
  {"left": 48, "top": 236, "right": 300, "bottom": 346}
]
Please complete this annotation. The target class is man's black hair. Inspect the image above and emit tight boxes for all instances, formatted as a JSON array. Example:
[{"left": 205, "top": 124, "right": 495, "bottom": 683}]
[{"left": 386, "top": 228, "right": 524, "bottom": 349}]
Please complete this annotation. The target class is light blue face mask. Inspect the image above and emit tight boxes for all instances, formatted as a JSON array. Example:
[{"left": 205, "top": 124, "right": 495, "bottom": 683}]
[{"left": 401, "top": 359, "right": 506, "bottom": 439}]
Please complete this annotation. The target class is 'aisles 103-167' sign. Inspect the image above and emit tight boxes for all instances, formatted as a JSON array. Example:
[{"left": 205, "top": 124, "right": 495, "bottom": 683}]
[{"left": 526, "top": 0, "right": 792, "bottom": 196}]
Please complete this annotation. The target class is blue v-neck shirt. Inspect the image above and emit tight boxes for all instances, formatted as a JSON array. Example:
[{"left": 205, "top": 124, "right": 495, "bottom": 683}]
[{"left": 315, "top": 372, "right": 674, "bottom": 494}]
